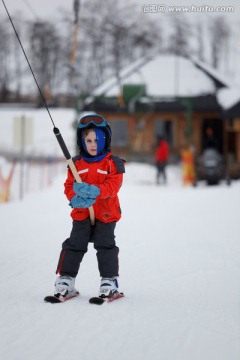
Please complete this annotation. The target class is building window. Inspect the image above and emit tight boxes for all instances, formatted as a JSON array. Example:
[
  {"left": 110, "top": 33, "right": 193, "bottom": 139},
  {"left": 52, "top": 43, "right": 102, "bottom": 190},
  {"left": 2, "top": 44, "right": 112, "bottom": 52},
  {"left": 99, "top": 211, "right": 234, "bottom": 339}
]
[
  {"left": 108, "top": 119, "right": 128, "bottom": 147},
  {"left": 155, "top": 120, "right": 173, "bottom": 146}
]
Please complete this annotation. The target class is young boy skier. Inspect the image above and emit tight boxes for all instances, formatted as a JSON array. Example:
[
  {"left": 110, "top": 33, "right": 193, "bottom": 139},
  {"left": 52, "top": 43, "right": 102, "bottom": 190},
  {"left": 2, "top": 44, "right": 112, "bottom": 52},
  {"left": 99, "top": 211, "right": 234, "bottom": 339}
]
[{"left": 54, "top": 114, "right": 125, "bottom": 301}]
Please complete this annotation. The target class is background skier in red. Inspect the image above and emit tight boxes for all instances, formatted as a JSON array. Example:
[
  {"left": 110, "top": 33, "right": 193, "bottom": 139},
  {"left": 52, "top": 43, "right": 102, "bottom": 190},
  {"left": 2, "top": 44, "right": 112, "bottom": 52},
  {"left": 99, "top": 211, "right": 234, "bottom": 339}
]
[{"left": 155, "top": 135, "right": 169, "bottom": 184}]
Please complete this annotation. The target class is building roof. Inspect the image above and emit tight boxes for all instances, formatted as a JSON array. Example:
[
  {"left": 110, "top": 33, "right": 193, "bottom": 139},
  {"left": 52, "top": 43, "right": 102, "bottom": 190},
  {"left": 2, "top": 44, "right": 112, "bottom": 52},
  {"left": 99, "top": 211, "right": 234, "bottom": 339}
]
[
  {"left": 86, "top": 55, "right": 228, "bottom": 103},
  {"left": 83, "top": 94, "right": 221, "bottom": 113},
  {"left": 191, "top": 57, "right": 230, "bottom": 89},
  {"left": 217, "top": 87, "right": 240, "bottom": 110}
]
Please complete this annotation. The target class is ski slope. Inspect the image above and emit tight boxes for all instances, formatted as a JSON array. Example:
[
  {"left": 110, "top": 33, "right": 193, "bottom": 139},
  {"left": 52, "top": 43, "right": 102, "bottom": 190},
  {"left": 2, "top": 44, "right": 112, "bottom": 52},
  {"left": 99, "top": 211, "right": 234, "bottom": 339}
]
[{"left": 0, "top": 163, "right": 240, "bottom": 360}]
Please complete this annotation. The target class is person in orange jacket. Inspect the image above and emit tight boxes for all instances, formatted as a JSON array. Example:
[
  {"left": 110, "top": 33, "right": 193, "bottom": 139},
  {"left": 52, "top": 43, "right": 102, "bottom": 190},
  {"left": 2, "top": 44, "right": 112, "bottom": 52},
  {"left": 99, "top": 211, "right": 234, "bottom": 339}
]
[
  {"left": 181, "top": 144, "right": 196, "bottom": 186},
  {"left": 54, "top": 114, "right": 125, "bottom": 300},
  {"left": 155, "top": 135, "right": 169, "bottom": 184}
]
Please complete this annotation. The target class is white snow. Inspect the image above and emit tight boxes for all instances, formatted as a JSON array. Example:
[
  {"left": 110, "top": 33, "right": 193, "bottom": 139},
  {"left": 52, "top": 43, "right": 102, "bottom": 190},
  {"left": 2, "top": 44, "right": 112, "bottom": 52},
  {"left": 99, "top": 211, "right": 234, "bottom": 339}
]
[
  {"left": 0, "top": 107, "right": 240, "bottom": 359},
  {"left": 217, "top": 87, "right": 240, "bottom": 110},
  {"left": 89, "top": 55, "right": 216, "bottom": 99},
  {"left": 0, "top": 160, "right": 240, "bottom": 360},
  {"left": 89, "top": 57, "right": 150, "bottom": 98}
]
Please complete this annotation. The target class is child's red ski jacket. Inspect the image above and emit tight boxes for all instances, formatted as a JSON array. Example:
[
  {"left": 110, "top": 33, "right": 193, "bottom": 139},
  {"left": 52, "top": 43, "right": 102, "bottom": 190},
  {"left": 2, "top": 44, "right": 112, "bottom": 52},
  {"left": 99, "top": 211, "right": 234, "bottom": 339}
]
[{"left": 64, "top": 153, "right": 124, "bottom": 223}]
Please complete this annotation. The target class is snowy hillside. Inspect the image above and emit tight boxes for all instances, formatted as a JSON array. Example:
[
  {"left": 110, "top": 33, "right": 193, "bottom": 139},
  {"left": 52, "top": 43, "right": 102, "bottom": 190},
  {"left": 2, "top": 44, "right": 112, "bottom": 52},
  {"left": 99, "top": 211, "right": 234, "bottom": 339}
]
[{"left": 0, "top": 162, "right": 240, "bottom": 360}]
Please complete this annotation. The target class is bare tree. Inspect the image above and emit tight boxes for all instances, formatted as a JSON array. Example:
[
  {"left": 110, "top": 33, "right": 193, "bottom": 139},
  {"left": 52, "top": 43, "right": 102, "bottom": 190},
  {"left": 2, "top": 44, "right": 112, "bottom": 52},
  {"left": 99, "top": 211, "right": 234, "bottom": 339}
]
[
  {"left": 0, "top": 19, "right": 11, "bottom": 101},
  {"left": 28, "top": 20, "right": 62, "bottom": 103},
  {"left": 62, "top": 0, "right": 163, "bottom": 95},
  {"left": 2, "top": 2, "right": 235, "bottom": 103},
  {"left": 208, "top": 16, "right": 230, "bottom": 69},
  {"left": 195, "top": 21, "right": 205, "bottom": 62},
  {"left": 11, "top": 13, "right": 26, "bottom": 100},
  {"left": 167, "top": 15, "right": 192, "bottom": 57}
]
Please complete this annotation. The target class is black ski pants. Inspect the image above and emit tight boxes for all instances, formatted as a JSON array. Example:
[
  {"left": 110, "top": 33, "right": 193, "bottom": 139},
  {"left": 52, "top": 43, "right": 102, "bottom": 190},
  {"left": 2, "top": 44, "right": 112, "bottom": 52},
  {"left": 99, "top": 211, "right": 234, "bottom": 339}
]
[
  {"left": 156, "top": 161, "right": 167, "bottom": 184},
  {"left": 56, "top": 219, "right": 119, "bottom": 278}
]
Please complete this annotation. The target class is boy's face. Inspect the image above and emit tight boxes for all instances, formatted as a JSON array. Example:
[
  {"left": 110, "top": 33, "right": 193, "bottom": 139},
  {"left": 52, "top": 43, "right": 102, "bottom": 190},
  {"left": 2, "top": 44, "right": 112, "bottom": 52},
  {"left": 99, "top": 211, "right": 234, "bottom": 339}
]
[{"left": 84, "top": 130, "right": 97, "bottom": 156}]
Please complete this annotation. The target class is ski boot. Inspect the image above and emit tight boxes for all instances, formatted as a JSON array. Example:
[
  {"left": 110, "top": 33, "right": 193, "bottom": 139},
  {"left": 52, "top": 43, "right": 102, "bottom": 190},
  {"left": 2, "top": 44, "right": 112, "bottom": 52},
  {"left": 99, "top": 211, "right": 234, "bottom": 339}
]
[
  {"left": 54, "top": 275, "right": 79, "bottom": 299},
  {"left": 98, "top": 277, "right": 119, "bottom": 299}
]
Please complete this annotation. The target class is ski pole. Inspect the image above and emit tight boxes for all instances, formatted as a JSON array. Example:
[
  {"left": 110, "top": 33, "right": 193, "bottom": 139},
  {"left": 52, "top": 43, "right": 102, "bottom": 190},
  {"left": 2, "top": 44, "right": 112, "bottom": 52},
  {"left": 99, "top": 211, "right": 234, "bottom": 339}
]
[{"left": 2, "top": 0, "right": 95, "bottom": 225}]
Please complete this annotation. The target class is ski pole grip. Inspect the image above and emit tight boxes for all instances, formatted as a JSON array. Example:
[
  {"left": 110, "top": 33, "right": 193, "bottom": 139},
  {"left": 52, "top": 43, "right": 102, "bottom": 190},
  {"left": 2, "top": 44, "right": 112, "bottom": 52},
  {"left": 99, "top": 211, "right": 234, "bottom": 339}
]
[
  {"left": 53, "top": 127, "right": 71, "bottom": 160},
  {"left": 67, "top": 158, "right": 82, "bottom": 184}
]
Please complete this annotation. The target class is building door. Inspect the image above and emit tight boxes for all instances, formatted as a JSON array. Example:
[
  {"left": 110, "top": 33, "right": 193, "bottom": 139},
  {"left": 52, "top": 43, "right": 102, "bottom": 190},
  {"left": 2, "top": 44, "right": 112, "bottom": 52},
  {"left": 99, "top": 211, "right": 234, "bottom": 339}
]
[{"left": 201, "top": 119, "right": 223, "bottom": 154}]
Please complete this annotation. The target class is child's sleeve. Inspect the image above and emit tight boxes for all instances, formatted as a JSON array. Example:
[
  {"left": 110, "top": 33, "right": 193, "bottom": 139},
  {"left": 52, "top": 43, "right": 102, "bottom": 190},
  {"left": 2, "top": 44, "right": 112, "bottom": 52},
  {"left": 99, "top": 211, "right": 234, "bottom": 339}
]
[
  {"left": 64, "top": 168, "right": 75, "bottom": 200},
  {"left": 97, "top": 158, "right": 125, "bottom": 199}
]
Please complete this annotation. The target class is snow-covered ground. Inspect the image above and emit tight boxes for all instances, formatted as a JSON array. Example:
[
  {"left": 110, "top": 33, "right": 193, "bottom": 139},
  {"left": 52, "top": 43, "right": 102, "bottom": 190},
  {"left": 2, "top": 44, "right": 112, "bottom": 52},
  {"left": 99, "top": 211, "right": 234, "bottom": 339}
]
[
  {"left": 0, "top": 107, "right": 240, "bottom": 359},
  {"left": 0, "top": 161, "right": 240, "bottom": 360}
]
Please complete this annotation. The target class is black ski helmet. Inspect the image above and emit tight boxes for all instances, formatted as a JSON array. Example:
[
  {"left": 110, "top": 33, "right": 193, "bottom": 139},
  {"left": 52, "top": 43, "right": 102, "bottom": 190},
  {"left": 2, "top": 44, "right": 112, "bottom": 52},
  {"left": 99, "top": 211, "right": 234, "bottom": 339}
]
[{"left": 77, "top": 114, "right": 112, "bottom": 155}]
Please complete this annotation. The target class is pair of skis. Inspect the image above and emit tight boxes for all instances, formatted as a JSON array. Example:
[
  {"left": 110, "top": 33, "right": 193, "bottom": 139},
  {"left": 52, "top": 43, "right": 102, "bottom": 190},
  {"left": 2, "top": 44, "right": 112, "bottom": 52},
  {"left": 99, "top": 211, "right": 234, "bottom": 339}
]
[{"left": 44, "top": 292, "right": 124, "bottom": 305}]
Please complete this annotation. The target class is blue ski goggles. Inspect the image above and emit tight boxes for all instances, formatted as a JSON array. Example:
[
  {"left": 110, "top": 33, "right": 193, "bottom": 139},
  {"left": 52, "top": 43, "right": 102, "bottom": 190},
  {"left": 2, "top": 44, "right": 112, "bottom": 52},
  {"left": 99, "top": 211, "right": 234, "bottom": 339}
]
[{"left": 78, "top": 114, "right": 107, "bottom": 129}]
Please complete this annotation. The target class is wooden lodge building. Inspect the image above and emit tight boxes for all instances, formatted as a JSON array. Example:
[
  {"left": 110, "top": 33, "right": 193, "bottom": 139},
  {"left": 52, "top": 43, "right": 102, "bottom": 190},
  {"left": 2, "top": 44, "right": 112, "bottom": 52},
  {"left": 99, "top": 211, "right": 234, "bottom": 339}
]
[{"left": 82, "top": 55, "right": 240, "bottom": 178}]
